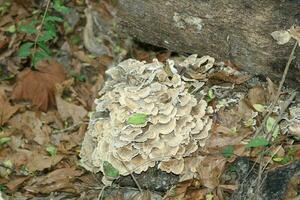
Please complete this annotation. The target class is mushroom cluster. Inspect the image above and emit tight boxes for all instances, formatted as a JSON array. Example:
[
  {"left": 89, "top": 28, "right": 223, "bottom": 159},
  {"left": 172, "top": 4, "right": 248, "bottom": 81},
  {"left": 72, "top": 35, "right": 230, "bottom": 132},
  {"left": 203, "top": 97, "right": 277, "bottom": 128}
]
[{"left": 80, "top": 56, "right": 213, "bottom": 177}]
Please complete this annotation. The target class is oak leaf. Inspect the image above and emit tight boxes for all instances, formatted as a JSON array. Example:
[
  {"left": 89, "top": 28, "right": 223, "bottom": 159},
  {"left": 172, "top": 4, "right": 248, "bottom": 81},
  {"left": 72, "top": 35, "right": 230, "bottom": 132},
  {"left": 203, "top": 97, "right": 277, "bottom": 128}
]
[
  {"left": 25, "top": 167, "right": 83, "bottom": 193},
  {"left": 0, "top": 88, "right": 19, "bottom": 125},
  {"left": 12, "top": 59, "right": 66, "bottom": 111}
]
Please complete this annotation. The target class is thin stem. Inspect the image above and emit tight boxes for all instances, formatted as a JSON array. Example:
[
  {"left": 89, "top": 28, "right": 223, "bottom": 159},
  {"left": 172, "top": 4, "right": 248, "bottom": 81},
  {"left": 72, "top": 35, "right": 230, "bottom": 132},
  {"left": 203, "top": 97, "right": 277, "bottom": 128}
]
[{"left": 32, "top": 0, "right": 52, "bottom": 67}]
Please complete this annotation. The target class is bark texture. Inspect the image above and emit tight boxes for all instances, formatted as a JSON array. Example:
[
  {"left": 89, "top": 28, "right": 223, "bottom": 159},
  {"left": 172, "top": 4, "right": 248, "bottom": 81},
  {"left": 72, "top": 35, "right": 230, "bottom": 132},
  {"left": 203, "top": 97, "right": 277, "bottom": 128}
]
[{"left": 117, "top": 0, "right": 300, "bottom": 87}]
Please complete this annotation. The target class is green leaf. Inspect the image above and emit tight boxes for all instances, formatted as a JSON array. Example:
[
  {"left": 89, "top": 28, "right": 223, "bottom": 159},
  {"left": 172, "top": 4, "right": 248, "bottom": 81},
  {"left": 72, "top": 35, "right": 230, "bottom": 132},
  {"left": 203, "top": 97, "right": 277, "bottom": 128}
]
[
  {"left": 206, "top": 194, "right": 213, "bottom": 200},
  {"left": 44, "top": 21, "right": 56, "bottom": 35},
  {"left": 266, "top": 117, "right": 276, "bottom": 132},
  {"left": 272, "top": 156, "right": 284, "bottom": 162},
  {"left": 208, "top": 89, "right": 215, "bottom": 99},
  {"left": 0, "top": 184, "right": 6, "bottom": 191},
  {"left": 229, "top": 127, "right": 237, "bottom": 135},
  {"left": 127, "top": 113, "right": 148, "bottom": 125},
  {"left": 222, "top": 145, "right": 234, "bottom": 158},
  {"left": 63, "top": 21, "right": 74, "bottom": 34},
  {"left": 246, "top": 137, "right": 269, "bottom": 148},
  {"left": 206, "top": 88, "right": 215, "bottom": 102},
  {"left": 266, "top": 117, "right": 280, "bottom": 138},
  {"left": 32, "top": 49, "right": 51, "bottom": 65},
  {"left": 37, "top": 30, "right": 56, "bottom": 42},
  {"left": 0, "top": 137, "right": 10, "bottom": 145},
  {"left": 253, "top": 104, "right": 265, "bottom": 112},
  {"left": 19, "top": 20, "right": 38, "bottom": 34},
  {"left": 37, "top": 42, "right": 52, "bottom": 55},
  {"left": 6, "top": 24, "right": 16, "bottom": 33},
  {"left": 53, "top": 0, "right": 70, "bottom": 14},
  {"left": 45, "top": 15, "right": 63, "bottom": 22},
  {"left": 46, "top": 145, "right": 57, "bottom": 156},
  {"left": 17, "top": 42, "right": 34, "bottom": 58},
  {"left": 0, "top": 1, "right": 11, "bottom": 15},
  {"left": 272, "top": 125, "right": 280, "bottom": 139},
  {"left": 3, "top": 160, "right": 12, "bottom": 168},
  {"left": 70, "top": 35, "right": 81, "bottom": 45},
  {"left": 103, "top": 161, "right": 119, "bottom": 178}
]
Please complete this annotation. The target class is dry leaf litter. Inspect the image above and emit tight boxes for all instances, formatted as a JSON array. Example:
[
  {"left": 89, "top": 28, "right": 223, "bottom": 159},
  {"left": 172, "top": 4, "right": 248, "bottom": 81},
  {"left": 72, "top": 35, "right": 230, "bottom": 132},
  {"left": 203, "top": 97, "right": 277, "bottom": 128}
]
[{"left": 80, "top": 55, "right": 215, "bottom": 183}]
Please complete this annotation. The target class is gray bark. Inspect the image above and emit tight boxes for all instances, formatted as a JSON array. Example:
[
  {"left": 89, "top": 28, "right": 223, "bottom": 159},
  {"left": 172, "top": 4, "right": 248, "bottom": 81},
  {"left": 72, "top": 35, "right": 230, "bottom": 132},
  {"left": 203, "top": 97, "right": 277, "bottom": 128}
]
[{"left": 117, "top": 0, "right": 300, "bottom": 87}]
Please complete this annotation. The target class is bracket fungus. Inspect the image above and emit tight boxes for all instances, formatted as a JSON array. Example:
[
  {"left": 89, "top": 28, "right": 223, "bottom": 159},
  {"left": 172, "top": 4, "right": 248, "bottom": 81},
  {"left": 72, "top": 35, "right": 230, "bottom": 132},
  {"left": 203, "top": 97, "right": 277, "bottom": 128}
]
[{"left": 80, "top": 55, "right": 214, "bottom": 180}]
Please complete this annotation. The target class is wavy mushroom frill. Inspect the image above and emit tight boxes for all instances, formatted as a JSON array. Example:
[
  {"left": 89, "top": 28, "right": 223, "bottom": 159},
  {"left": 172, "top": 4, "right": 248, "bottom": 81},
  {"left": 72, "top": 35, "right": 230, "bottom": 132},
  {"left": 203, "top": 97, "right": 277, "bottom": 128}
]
[{"left": 80, "top": 57, "right": 213, "bottom": 176}]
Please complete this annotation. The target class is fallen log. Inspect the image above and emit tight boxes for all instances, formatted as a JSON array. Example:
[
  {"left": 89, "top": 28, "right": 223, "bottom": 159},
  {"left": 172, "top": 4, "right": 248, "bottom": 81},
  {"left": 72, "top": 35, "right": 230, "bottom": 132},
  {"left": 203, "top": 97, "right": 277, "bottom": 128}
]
[{"left": 117, "top": 0, "right": 300, "bottom": 88}]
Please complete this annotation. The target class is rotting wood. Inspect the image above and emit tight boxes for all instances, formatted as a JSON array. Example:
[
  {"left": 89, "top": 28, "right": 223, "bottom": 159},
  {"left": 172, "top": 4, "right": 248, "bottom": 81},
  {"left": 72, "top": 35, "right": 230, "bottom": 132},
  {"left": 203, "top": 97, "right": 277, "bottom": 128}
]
[{"left": 117, "top": 0, "right": 300, "bottom": 88}]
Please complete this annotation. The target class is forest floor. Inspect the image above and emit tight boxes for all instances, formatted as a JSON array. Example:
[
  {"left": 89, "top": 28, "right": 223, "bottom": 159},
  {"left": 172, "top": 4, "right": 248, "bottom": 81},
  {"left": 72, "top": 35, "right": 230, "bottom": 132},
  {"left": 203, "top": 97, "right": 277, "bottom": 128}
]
[{"left": 0, "top": 0, "right": 300, "bottom": 199}]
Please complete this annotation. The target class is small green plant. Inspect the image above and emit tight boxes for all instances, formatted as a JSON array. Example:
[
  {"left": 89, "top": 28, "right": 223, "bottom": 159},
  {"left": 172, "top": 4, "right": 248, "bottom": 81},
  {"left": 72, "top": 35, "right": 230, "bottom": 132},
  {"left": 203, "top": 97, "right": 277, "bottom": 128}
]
[
  {"left": 0, "top": 184, "right": 6, "bottom": 191},
  {"left": 222, "top": 145, "right": 234, "bottom": 158},
  {"left": 46, "top": 144, "right": 57, "bottom": 156},
  {"left": 206, "top": 88, "right": 215, "bottom": 102},
  {"left": 246, "top": 136, "right": 269, "bottom": 148},
  {"left": 0, "top": 1, "right": 11, "bottom": 16},
  {"left": 0, "top": 137, "right": 11, "bottom": 146},
  {"left": 17, "top": 0, "right": 70, "bottom": 66}
]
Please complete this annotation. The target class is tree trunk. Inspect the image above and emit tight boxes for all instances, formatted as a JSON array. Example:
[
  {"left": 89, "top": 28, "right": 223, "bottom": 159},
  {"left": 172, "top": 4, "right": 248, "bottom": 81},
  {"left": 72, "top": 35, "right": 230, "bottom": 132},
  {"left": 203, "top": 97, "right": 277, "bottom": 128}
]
[{"left": 117, "top": 0, "right": 300, "bottom": 87}]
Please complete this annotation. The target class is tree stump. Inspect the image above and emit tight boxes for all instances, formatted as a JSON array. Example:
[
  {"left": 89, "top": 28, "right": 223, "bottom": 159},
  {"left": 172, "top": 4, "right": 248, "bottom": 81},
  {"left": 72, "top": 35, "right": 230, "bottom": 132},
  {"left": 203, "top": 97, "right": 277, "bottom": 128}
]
[{"left": 117, "top": 0, "right": 300, "bottom": 88}]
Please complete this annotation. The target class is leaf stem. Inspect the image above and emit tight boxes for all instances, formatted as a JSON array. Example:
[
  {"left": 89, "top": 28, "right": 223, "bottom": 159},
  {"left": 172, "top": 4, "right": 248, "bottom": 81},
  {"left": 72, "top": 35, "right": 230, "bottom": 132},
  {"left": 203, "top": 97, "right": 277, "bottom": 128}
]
[{"left": 32, "top": 0, "right": 52, "bottom": 67}]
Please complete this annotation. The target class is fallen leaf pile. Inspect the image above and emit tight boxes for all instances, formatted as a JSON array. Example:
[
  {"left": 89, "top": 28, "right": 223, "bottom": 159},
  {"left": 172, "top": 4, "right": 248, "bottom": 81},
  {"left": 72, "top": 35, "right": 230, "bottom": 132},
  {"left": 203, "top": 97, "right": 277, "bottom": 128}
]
[
  {"left": 12, "top": 59, "right": 66, "bottom": 111},
  {"left": 0, "top": 88, "right": 19, "bottom": 125}
]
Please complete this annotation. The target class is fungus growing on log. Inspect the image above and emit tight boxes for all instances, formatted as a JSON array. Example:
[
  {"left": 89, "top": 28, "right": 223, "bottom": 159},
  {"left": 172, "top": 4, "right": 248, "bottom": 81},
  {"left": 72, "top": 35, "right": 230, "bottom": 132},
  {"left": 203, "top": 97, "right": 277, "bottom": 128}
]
[{"left": 80, "top": 55, "right": 214, "bottom": 180}]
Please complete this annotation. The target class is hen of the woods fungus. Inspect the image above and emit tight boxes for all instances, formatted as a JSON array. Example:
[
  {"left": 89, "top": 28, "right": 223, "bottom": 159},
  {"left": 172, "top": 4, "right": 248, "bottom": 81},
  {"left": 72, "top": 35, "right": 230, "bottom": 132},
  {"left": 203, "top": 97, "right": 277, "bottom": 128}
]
[{"left": 80, "top": 55, "right": 215, "bottom": 183}]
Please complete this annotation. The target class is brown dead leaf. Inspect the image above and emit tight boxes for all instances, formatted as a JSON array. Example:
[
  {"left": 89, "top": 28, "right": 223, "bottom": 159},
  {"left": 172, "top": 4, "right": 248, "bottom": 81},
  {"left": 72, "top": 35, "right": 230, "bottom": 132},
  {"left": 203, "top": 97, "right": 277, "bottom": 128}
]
[
  {"left": 134, "top": 49, "right": 152, "bottom": 62},
  {"left": 56, "top": 124, "right": 87, "bottom": 152},
  {"left": 6, "top": 176, "right": 29, "bottom": 191},
  {"left": 8, "top": 111, "right": 50, "bottom": 145},
  {"left": 9, "top": 148, "right": 63, "bottom": 172},
  {"left": 208, "top": 71, "right": 251, "bottom": 84},
  {"left": 0, "top": 15, "right": 13, "bottom": 27},
  {"left": 156, "top": 51, "right": 171, "bottom": 62},
  {"left": 12, "top": 59, "right": 66, "bottom": 111},
  {"left": 289, "top": 25, "right": 300, "bottom": 45},
  {"left": 266, "top": 77, "right": 277, "bottom": 103},
  {"left": 247, "top": 86, "right": 266, "bottom": 107},
  {"left": 207, "top": 126, "right": 248, "bottom": 148},
  {"left": 25, "top": 167, "right": 83, "bottom": 193},
  {"left": 0, "top": 88, "right": 19, "bottom": 125},
  {"left": 164, "top": 179, "right": 206, "bottom": 200},
  {"left": 26, "top": 153, "right": 64, "bottom": 172},
  {"left": 55, "top": 85, "right": 88, "bottom": 124},
  {"left": 0, "top": 35, "right": 9, "bottom": 51},
  {"left": 197, "top": 155, "right": 227, "bottom": 189}
]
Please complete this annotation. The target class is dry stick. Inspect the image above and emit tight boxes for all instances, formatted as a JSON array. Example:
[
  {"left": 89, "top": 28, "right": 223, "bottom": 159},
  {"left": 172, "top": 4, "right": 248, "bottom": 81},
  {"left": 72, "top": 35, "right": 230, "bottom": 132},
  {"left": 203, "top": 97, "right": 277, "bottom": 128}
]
[
  {"left": 52, "top": 122, "right": 84, "bottom": 134},
  {"left": 32, "top": 0, "right": 51, "bottom": 56},
  {"left": 119, "top": 160, "right": 143, "bottom": 193},
  {"left": 266, "top": 91, "right": 297, "bottom": 141},
  {"left": 252, "top": 92, "right": 297, "bottom": 199},
  {"left": 254, "top": 41, "right": 298, "bottom": 138},
  {"left": 97, "top": 186, "right": 107, "bottom": 200},
  {"left": 253, "top": 41, "right": 298, "bottom": 200}
]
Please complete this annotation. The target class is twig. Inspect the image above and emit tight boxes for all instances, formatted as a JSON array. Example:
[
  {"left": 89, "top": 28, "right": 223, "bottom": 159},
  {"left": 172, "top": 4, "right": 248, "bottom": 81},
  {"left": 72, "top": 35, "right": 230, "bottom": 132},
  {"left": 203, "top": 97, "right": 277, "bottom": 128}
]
[
  {"left": 115, "top": 152, "right": 143, "bottom": 193},
  {"left": 253, "top": 42, "right": 298, "bottom": 199},
  {"left": 254, "top": 41, "right": 298, "bottom": 137},
  {"left": 120, "top": 160, "right": 143, "bottom": 193},
  {"left": 52, "top": 123, "right": 84, "bottom": 134},
  {"left": 266, "top": 91, "right": 297, "bottom": 141},
  {"left": 32, "top": 0, "right": 51, "bottom": 65},
  {"left": 97, "top": 185, "right": 107, "bottom": 200}
]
